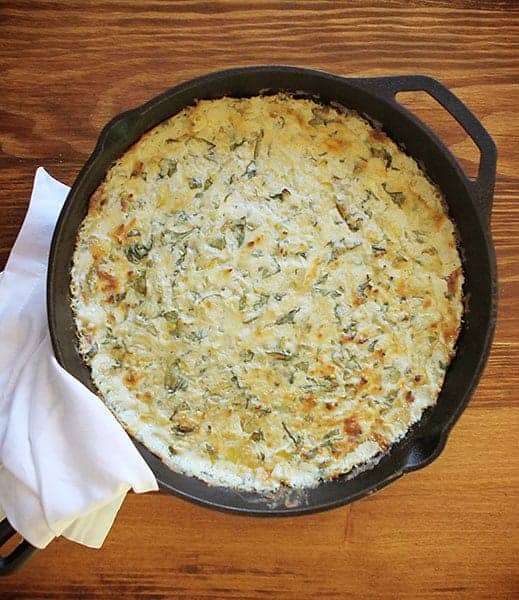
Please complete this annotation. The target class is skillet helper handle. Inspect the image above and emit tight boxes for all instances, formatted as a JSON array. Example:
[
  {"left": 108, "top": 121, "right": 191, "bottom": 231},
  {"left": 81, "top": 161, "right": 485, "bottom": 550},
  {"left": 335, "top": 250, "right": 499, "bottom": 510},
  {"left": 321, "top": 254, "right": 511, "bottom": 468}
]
[
  {"left": 0, "top": 518, "right": 38, "bottom": 576},
  {"left": 360, "top": 75, "right": 497, "bottom": 225}
]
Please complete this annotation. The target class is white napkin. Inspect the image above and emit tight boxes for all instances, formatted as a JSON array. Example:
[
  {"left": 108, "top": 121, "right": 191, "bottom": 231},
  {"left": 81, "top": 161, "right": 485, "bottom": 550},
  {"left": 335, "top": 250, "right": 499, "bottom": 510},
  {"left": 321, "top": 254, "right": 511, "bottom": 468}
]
[{"left": 0, "top": 168, "right": 158, "bottom": 549}]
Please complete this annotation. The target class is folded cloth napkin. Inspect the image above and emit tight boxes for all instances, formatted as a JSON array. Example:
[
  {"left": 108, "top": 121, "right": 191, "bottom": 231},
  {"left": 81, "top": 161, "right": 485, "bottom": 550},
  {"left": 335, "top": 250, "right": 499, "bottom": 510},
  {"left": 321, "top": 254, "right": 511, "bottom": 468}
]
[{"left": 0, "top": 168, "right": 158, "bottom": 549}]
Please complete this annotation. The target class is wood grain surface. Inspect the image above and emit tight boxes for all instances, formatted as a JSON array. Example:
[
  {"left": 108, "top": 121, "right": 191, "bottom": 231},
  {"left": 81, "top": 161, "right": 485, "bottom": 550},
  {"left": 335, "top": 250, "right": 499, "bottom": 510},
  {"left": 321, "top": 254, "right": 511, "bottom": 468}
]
[{"left": 1, "top": 1, "right": 518, "bottom": 598}]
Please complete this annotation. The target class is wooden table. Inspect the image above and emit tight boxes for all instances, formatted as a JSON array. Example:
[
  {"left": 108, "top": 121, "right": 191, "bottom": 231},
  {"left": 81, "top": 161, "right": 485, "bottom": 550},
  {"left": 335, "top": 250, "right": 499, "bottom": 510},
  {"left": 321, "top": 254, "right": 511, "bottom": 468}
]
[{"left": 1, "top": 2, "right": 517, "bottom": 598}]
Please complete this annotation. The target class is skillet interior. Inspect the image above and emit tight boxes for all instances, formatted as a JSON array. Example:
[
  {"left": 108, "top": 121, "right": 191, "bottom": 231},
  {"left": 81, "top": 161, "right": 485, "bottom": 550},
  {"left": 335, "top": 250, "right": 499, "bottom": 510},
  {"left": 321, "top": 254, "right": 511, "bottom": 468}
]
[{"left": 47, "top": 66, "right": 497, "bottom": 515}]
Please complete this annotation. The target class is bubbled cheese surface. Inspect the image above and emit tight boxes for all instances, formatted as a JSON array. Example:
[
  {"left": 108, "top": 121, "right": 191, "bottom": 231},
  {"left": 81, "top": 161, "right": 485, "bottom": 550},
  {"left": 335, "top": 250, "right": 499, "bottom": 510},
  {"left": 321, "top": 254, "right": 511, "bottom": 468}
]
[{"left": 71, "top": 95, "right": 464, "bottom": 491}]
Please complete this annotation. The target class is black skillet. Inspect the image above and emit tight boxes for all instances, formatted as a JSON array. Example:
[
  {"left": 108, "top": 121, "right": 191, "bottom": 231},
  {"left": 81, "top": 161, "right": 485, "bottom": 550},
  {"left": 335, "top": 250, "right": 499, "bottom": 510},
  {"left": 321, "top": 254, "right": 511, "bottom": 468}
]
[{"left": 0, "top": 66, "right": 497, "bottom": 574}]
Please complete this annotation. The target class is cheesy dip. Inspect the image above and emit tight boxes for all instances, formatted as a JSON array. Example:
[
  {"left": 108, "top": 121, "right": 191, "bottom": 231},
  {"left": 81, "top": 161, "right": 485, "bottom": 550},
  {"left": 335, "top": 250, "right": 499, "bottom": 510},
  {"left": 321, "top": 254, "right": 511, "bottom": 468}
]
[{"left": 71, "top": 94, "right": 463, "bottom": 491}]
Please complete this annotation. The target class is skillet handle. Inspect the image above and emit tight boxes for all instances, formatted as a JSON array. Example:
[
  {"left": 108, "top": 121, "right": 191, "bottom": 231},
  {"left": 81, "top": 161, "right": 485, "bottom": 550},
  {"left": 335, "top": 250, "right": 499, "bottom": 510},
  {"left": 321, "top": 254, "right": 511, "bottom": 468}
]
[
  {"left": 402, "top": 431, "right": 447, "bottom": 473},
  {"left": 356, "top": 75, "right": 497, "bottom": 225},
  {"left": 0, "top": 518, "right": 38, "bottom": 576}
]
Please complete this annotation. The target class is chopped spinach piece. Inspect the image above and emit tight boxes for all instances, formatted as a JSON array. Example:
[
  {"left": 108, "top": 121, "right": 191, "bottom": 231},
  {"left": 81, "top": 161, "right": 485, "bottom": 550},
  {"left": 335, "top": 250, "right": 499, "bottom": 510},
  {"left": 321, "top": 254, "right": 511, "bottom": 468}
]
[
  {"left": 244, "top": 161, "right": 257, "bottom": 178},
  {"left": 282, "top": 421, "right": 300, "bottom": 447},
  {"left": 370, "top": 146, "right": 392, "bottom": 169},
  {"left": 275, "top": 307, "right": 300, "bottom": 325},
  {"left": 382, "top": 182, "right": 405, "bottom": 207},
  {"left": 209, "top": 235, "right": 226, "bottom": 250},
  {"left": 159, "top": 158, "right": 177, "bottom": 178},
  {"left": 188, "top": 176, "right": 203, "bottom": 189},
  {"left": 126, "top": 239, "right": 153, "bottom": 262}
]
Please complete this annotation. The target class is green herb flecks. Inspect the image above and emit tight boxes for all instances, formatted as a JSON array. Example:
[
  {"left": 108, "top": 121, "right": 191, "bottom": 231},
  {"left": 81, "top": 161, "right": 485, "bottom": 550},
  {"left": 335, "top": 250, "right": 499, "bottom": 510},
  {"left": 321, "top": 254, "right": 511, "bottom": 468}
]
[
  {"left": 334, "top": 304, "right": 348, "bottom": 323},
  {"left": 243, "top": 294, "right": 269, "bottom": 323},
  {"left": 303, "top": 376, "right": 339, "bottom": 393},
  {"left": 251, "top": 429, "right": 264, "bottom": 443},
  {"left": 335, "top": 201, "right": 362, "bottom": 232},
  {"left": 253, "top": 129, "right": 264, "bottom": 161},
  {"left": 323, "top": 428, "right": 342, "bottom": 442},
  {"left": 371, "top": 245, "right": 387, "bottom": 256},
  {"left": 233, "top": 217, "right": 246, "bottom": 247},
  {"left": 208, "top": 235, "right": 226, "bottom": 250},
  {"left": 275, "top": 115, "right": 285, "bottom": 129},
  {"left": 282, "top": 421, "right": 301, "bottom": 447},
  {"left": 259, "top": 258, "right": 281, "bottom": 279},
  {"left": 314, "top": 273, "right": 329, "bottom": 287},
  {"left": 240, "top": 349, "right": 255, "bottom": 362},
  {"left": 308, "top": 106, "right": 333, "bottom": 126},
  {"left": 176, "top": 245, "right": 187, "bottom": 267},
  {"left": 158, "top": 158, "right": 177, "bottom": 178},
  {"left": 328, "top": 238, "right": 362, "bottom": 261},
  {"left": 113, "top": 292, "right": 126, "bottom": 304},
  {"left": 164, "top": 366, "right": 188, "bottom": 394},
  {"left": 230, "top": 138, "right": 246, "bottom": 150},
  {"left": 357, "top": 276, "right": 371, "bottom": 299},
  {"left": 413, "top": 230, "right": 427, "bottom": 244},
  {"left": 370, "top": 146, "right": 392, "bottom": 169},
  {"left": 244, "top": 161, "right": 258, "bottom": 178},
  {"left": 269, "top": 188, "right": 290, "bottom": 201},
  {"left": 173, "top": 423, "right": 197, "bottom": 435},
  {"left": 163, "top": 310, "right": 179, "bottom": 324},
  {"left": 266, "top": 349, "right": 295, "bottom": 361},
  {"left": 188, "top": 176, "right": 203, "bottom": 189},
  {"left": 187, "top": 330, "right": 206, "bottom": 342},
  {"left": 162, "top": 227, "right": 196, "bottom": 246},
  {"left": 275, "top": 307, "right": 300, "bottom": 325},
  {"left": 85, "top": 342, "right": 98, "bottom": 359},
  {"left": 204, "top": 443, "right": 217, "bottom": 457},
  {"left": 126, "top": 238, "right": 153, "bottom": 263},
  {"left": 382, "top": 182, "right": 406, "bottom": 207}
]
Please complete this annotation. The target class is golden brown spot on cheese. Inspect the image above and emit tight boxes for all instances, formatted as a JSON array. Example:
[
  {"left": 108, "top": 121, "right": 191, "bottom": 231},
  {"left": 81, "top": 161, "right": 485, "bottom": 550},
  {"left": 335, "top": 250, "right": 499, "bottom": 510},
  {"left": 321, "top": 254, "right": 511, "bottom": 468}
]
[
  {"left": 112, "top": 223, "right": 126, "bottom": 244},
  {"left": 303, "top": 395, "right": 316, "bottom": 410},
  {"left": 352, "top": 295, "right": 364, "bottom": 307},
  {"left": 286, "top": 107, "right": 305, "bottom": 127},
  {"left": 131, "top": 160, "right": 144, "bottom": 177},
  {"left": 301, "top": 258, "right": 321, "bottom": 291},
  {"left": 311, "top": 362, "right": 336, "bottom": 378},
  {"left": 396, "top": 278, "right": 408, "bottom": 297},
  {"left": 370, "top": 130, "right": 389, "bottom": 143},
  {"left": 405, "top": 391, "right": 415, "bottom": 404},
  {"left": 445, "top": 267, "right": 462, "bottom": 297},
  {"left": 323, "top": 137, "right": 346, "bottom": 153},
  {"left": 96, "top": 269, "right": 118, "bottom": 293},
  {"left": 123, "top": 369, "right": 142, "bottom": 389},
  {"left": 373, "top": 431, "right": 389, "bottom": 450},
  {"left": 343, "top": 416, "right": 362, "bottom": 438},
  {"left": 136, "top": 392, "right": 153, "bottom": 405},
  {"left": 340, "top": 332, "right": 355, "bottom": 344},
  {"left": 89, "top": 185, "right": 107, "bottom": 212},
  {"left": 442, "top": 318, "right": 459, "bottom": 345},
  {"left": 433, "top": 211, "right": 446, "bottom": 229},
  {"left": 90, "top": 243, "right": 104, "bottom": 262}
]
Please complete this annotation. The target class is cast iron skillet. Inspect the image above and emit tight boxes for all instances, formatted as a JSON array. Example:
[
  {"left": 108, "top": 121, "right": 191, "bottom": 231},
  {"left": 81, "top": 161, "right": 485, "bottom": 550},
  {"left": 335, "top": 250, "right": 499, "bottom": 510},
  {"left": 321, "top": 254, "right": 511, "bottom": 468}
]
[{"left": 0, "top": 66, "right": 497, "bottom": 574}]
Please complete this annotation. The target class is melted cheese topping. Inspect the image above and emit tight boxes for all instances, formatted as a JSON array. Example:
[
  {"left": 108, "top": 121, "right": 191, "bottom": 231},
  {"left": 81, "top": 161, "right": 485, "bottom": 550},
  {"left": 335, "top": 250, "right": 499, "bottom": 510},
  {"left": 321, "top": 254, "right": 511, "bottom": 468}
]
[{"left": 71, "top": 95, "right": 463, "bottom": 491}]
